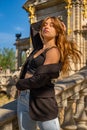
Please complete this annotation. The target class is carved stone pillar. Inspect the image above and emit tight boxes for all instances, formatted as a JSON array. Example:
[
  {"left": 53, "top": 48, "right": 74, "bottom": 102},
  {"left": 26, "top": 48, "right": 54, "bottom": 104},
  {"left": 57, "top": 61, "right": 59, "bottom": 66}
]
[
  {"left": 74, "top": 0, "right": 81, "bottom": 70},
  {"left": 15, "top": 48, "right": 19, "bottom": 70},
  {"left": 83, "top": 0, "right": 87, "bottom": 19},
  {"left": 75, "top": 0, "right": 80, "bottom": 31},
  {"left": 65, "top": 0, "right": 72, "bottom": 35},
  {"left": 15, "top": 47, "right": 22, "bottom": 70},
  {"left": 28, "top": 5, "right": 37, "bottom": 49},
  {"left": 18, "top": 49, "right": 22, "bottom": 69},
  {"left": 72, "top": 1, "right": 75, "bottom": 39}
]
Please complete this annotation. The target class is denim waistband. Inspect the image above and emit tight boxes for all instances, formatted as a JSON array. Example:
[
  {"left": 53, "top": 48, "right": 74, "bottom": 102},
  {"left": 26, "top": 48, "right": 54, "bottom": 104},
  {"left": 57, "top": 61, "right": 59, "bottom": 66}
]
[{"left": 21, "top": 90, "right": 30, "bottom": 93}]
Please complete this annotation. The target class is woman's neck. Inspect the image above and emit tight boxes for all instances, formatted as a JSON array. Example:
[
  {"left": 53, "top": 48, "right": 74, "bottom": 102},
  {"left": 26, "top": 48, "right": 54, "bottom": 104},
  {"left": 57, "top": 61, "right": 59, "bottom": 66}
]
[{"left": 43, "top": 38, "right": 56, "bottom": 49}]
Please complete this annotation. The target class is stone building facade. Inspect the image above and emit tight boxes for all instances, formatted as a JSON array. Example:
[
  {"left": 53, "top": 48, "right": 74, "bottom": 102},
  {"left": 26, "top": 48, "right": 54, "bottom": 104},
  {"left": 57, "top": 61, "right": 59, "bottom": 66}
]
[{"left": 14, "top": 34, "right": 31, "bottom": 70}]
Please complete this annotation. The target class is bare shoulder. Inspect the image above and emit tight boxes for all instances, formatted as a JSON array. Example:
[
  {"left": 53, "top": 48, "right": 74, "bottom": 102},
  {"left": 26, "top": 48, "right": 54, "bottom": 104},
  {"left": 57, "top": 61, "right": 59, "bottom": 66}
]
[
  {"left": 47, "top": 47, "right": 60, "bottom": 56},
  {"left": 44, "top": 47, "right": 60, "bottom": 65}
]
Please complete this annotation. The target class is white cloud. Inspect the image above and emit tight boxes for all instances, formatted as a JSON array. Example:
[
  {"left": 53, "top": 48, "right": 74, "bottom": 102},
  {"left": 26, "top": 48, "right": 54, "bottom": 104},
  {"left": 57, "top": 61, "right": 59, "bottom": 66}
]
[{"left": 14, "top": 26, "right": 24, "bottom": 31}]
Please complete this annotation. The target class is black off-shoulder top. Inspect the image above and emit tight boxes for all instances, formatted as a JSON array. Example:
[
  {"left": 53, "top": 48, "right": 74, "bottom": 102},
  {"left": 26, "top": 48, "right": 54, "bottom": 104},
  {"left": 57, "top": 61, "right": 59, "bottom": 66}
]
[{"left": 17, "top": 47, "right": 62, "bottom": 121}]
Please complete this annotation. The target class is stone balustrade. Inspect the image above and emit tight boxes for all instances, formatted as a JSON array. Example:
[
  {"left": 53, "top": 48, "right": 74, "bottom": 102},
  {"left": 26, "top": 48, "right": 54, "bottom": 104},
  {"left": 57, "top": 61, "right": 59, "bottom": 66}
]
[
  {"left": 55, "top": 66, "right": 87, "bottom": 130},
  {"left": 0, "top": 69, "right": 20, "bottom": 98},
  {"left": 0, "top": 66, "right": 87, "bottom": 130}
]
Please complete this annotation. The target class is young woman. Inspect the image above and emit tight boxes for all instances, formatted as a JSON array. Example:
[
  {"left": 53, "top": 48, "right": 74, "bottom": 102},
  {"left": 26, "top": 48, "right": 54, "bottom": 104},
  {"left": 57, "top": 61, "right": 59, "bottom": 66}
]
[{"left": 16, "top": 16, "right": 81, "bottom": 130}]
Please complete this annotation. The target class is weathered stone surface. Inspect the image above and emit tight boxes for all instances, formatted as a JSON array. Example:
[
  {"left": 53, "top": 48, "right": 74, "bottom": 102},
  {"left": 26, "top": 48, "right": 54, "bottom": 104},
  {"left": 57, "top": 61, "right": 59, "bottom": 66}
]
[{"left": 55, "top": 67, "right": 87, "bottom": 95}]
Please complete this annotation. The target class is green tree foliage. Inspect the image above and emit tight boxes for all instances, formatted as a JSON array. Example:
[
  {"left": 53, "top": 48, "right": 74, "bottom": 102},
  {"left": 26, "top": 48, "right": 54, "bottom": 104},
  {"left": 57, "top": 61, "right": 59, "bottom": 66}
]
[
  {"left": 0, "top": 48, "right": 15, "bottom": 71},
  {"left": 21, "top": 51, "right": 26, "bottom": 65}
]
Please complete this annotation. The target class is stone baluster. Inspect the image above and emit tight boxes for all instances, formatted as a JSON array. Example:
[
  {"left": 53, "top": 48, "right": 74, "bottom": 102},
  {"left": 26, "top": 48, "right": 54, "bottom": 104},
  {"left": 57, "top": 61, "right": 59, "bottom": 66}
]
[
  {"left": 56, "top": 92, "right": 67, "bottom": 126},
  {"left": 62, "top": 98, "right": 77, "bottom": 130},
  {"left": 74, "top": 83, "right": 87, "bottom": 130},
  {"left": 58, "top": 103, "right": 66, "bottom": 126}
]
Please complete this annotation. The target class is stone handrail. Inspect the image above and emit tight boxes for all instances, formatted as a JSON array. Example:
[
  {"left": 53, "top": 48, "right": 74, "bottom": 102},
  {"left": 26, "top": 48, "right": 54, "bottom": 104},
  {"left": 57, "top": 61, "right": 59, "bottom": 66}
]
[
  {"left": 55, "top": 67, "right": 87, "bottom": 103},
  {"left": 0, "top": 100, "right": 18, "bottom": 130},
  {"left": 0, "top": 66, "right": 87, "bottom": 130}
]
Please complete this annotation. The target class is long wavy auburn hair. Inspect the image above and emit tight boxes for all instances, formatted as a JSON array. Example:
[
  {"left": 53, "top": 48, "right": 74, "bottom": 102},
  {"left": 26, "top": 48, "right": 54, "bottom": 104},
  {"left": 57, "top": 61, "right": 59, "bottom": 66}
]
[{"left": 40, "top": 16, "right": 81, "bottom": 74}]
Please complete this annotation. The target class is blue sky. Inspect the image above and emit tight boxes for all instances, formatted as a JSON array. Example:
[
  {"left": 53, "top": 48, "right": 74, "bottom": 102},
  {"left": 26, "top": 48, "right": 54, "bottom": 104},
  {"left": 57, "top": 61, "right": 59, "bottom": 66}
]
[{"left": 0, "top": 0, "right": 30, "bottom": 50}]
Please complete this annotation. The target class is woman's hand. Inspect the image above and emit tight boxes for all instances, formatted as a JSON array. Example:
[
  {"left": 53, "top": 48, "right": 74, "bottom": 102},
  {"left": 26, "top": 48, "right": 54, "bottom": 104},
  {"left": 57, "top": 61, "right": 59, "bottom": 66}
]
[
  {"left": 24, "top": 73, "right": 33, "bottom": 79},
  {"left": 16, "top": 79, "right": 23, "bottom": 90}
]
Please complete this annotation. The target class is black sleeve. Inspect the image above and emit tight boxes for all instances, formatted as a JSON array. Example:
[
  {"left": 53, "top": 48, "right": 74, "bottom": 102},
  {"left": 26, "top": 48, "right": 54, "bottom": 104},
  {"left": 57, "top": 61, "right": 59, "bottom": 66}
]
[{"left": 16, "top": 63, "right": 62, "bottom": 90}]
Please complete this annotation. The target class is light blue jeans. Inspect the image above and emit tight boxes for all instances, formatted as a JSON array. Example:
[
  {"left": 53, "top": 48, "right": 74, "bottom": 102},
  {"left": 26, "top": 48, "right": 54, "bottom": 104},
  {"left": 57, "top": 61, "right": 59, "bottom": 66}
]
[{"left": 17, "top": 90, "right": 60, "bottom": 130}]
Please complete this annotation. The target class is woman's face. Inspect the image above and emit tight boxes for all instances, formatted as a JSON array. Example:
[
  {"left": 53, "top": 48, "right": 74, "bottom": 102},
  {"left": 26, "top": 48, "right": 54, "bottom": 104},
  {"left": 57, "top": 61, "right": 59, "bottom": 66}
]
[{"left": 41, "top": 18, "right": 57, "bottom": 40}]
